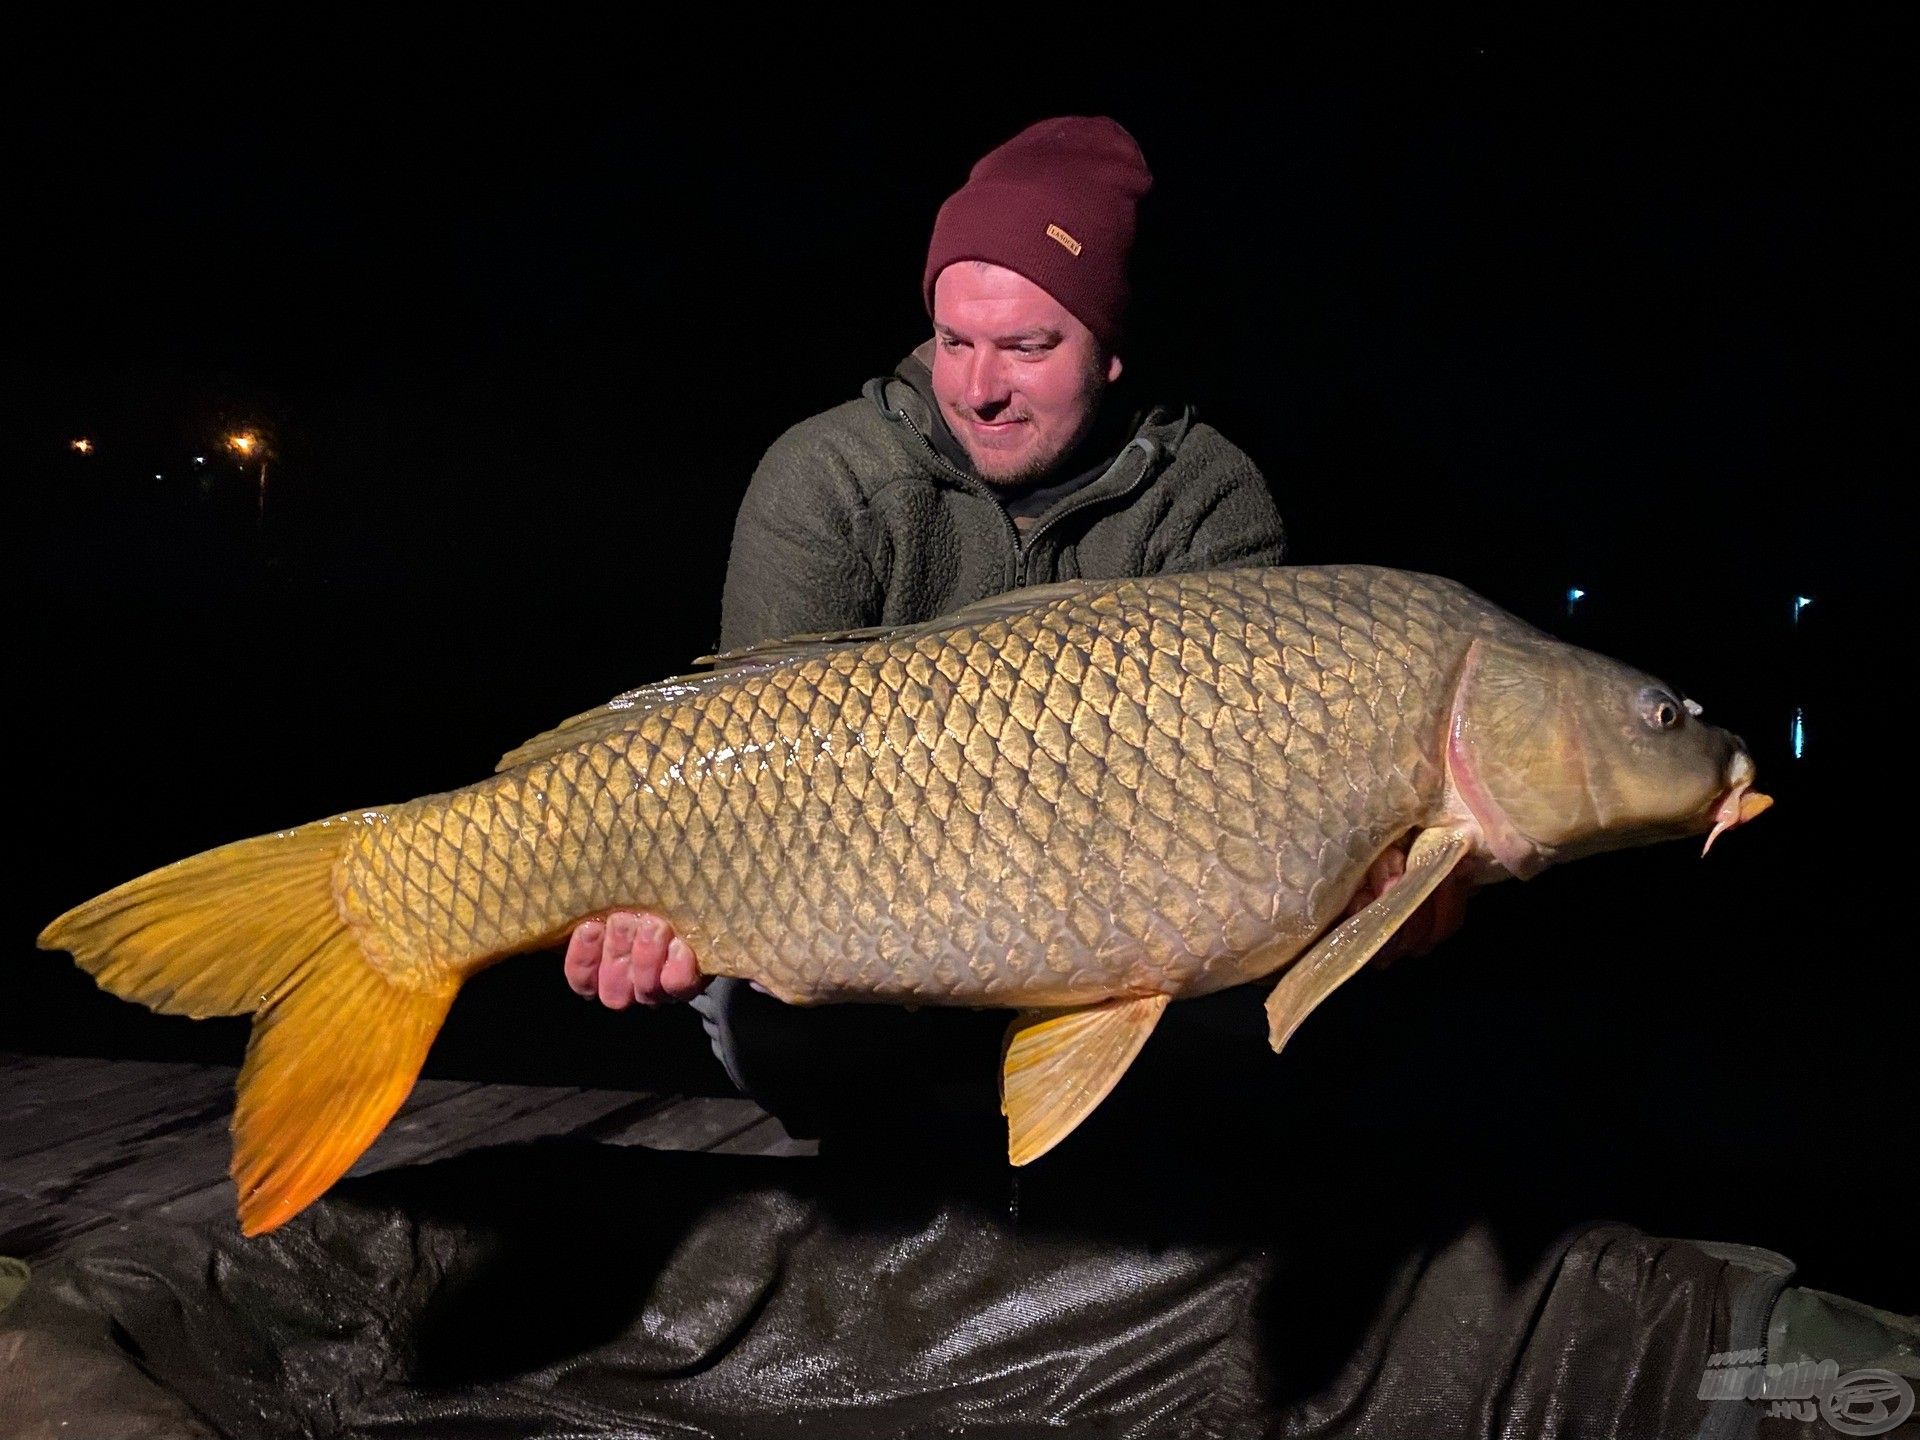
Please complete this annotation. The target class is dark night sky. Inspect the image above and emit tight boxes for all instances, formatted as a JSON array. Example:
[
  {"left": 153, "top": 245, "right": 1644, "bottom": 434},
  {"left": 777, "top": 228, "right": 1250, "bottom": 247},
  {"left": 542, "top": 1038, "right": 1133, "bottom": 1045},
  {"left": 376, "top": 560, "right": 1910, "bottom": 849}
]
[{"left": 5, "top": 35, "right": 1910, "bottom": 1307}]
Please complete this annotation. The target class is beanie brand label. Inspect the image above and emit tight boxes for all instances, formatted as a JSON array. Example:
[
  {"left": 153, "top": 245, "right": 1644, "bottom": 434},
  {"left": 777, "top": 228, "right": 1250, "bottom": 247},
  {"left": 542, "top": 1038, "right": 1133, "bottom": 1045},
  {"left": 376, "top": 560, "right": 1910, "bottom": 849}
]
[{"left": 1045, "top": 223, "right": 1083, "bottom": 257}]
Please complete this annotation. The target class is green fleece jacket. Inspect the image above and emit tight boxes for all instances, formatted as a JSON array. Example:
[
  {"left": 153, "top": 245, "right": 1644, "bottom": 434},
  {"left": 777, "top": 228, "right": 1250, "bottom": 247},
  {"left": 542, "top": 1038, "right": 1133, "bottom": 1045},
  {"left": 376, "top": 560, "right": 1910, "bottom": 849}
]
[{"left": 718, "top": 341, "right": 1287, "bottom": 651}]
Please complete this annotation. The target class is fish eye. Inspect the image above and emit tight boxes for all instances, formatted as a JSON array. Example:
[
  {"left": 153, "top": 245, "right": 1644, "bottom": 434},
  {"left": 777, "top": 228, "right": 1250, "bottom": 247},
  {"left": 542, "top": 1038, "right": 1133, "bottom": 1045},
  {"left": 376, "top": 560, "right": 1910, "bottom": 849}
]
[{"left": 1638, "top": 687, "right": 1683, "bottom": 731}]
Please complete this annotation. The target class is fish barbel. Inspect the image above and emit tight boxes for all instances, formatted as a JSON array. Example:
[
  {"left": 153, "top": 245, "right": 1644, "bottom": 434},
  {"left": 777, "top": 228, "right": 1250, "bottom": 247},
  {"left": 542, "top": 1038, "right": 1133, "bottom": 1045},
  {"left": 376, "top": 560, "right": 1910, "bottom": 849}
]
[{"left": 38, "top": 566, "right": 1768, "bottom": 1234}]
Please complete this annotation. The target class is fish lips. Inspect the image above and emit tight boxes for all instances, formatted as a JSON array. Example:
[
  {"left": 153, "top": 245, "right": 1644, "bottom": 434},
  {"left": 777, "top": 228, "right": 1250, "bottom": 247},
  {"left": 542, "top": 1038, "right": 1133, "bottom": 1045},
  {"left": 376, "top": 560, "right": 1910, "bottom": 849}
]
[{"left": 1703, "top": 750, "right": 1772, "bottom": 855}]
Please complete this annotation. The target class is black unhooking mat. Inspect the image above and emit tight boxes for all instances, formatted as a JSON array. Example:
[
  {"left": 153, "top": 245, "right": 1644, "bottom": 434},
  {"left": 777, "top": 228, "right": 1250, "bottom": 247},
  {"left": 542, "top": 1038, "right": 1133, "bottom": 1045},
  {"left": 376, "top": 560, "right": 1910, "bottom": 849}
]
[{"left": 0, "top": 1128, "right": 1828, "bottom": 1440}]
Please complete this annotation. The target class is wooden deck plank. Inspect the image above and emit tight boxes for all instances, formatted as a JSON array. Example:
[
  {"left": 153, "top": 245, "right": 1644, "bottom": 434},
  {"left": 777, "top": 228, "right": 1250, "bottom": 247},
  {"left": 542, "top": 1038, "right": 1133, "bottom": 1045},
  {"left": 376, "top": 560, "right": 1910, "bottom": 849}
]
[
  {"left": 0, "top": 1055, "right": 189, "bottom": 1106},
  {"left": 2, "top": 1068, "right": 648, "bottom": 1225},
  {"left": 0, "top": 1058, "right": 232, "bottom": 1154},
  {"left": 19, "top": 1079, "right": 495, "bottom": 1215},
  {"left": 597, "top": 1095, "right": 776, "bottom": 1152},
  {"left": 50, "top": 1118, "right": 239, "bottom": 1220},
  {"left": 0, "top": 1055, "right": 140, "bottom": 1103},
  {"left": 4, "top": 1093, "right": 233, "bottom": 1209},
  {"left": 346, "top": 1081, "right": 600, "bottom": 1177},
  {"left": 97, "top": 1090, "right": 579, "bottom": 1236},
  {"left": 3, "top": 1072, "right": 447, "bottom": 1210},
  {"left": 1, "top": 1066, "right": 235, "bottom": 1166},
  {"left": 440, "top": 1088, "right": 671, "bottom": 1153},
  {"left": 0, "top": 1055, "right": 809, "bottom": 1265},
  {"left": 706, "top": 1112, "right": 817, "bottom": 1158},
  {"left": 141, "top": 1089, "right": 653, "bottom": 1229}
]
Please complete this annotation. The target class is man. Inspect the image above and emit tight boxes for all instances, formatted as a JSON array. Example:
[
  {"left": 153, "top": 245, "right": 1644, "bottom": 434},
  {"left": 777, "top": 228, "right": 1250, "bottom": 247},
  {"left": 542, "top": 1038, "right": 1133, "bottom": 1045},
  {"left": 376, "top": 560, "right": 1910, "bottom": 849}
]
[{"left": 561, "top": 116, "right": 1438, "bottom": 1126}]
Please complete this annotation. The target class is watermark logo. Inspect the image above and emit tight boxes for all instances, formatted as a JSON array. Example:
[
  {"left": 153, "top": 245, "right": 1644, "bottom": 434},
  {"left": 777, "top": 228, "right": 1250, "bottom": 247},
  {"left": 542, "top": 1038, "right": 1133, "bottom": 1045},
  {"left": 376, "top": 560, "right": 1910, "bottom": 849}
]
[
  {"left": 1698, "top": 1348, "right": 1915, "bottom": 1434},
  {"left": 1825, "top": 1370, "right": 1917, "bottom": 1436}
]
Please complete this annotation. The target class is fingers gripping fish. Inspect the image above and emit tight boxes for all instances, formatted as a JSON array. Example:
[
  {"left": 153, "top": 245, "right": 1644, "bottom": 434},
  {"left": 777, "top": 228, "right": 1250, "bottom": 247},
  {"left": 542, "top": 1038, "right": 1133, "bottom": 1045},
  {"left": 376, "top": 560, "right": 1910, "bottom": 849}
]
[{"left": 38, "top": 566, "right": 1768, "bottom": 1234}]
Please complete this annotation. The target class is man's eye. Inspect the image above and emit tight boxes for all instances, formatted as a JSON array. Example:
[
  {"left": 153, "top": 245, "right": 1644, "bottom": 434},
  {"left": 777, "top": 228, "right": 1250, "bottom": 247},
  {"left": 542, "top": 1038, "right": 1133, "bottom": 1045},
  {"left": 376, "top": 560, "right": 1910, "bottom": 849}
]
[{"left": 1015, "top": 345, "right": 1048, "bottom": 356}]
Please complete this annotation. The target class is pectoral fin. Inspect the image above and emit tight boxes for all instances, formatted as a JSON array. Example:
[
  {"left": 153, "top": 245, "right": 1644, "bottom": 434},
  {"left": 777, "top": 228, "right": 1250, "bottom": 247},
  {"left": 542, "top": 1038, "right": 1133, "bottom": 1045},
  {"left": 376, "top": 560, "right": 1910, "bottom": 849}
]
[
  {"left": 1266, "top": 827, "right": 1472, "bottom": 1054},
  {"left": 1001, "top": 994, "right": 1170, "bottom": 1165}
]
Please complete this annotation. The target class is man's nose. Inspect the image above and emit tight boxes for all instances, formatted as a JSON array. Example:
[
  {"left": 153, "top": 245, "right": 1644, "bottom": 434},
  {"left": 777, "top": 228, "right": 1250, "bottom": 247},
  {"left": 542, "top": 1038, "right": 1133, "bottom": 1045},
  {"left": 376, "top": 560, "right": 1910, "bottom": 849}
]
[{"left": 964, "top": 348, "right": 1010, "bottom": 412}]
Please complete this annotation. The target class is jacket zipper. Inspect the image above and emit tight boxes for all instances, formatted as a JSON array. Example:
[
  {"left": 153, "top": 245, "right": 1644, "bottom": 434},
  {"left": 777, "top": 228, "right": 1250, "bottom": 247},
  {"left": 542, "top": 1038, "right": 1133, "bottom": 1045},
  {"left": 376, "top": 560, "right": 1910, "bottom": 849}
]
[
  {"left": 893, "top": 406, "right": 1160, "bottom": 585},
  {"left": 1012, "top": 436, "right": 1159, "bottom": 582},
  {"left": 894, "top": 406, "right": 1024, "bottom": 555}
]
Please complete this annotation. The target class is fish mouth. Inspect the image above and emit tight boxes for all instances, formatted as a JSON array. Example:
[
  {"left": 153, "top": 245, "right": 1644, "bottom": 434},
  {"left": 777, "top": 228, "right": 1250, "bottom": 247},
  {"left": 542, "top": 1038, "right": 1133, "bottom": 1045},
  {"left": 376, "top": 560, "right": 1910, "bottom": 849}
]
[{"left": 1702, "top": 751, "right": 1773, "bottom": 855}]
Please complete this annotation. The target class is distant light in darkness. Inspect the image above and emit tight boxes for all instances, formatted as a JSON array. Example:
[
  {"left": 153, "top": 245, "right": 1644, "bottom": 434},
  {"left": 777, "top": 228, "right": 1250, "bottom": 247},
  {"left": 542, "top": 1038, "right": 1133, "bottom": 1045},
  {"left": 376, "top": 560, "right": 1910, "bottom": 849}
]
[
  {"left": 70, "top": 438, "right": 93, "bottom": 455},
  {"left": 153, "top": 473, "right": 163, "bottom": 481},
  {"left": 1566, "top": 587, "right": 1586, "bottom": 616},
  {"left": 1793, "top": 596, "right": 1813, "bottom": 623},
  {"left": 1791, "top": 707, "right": 1806, "bottom": 759},
  {"left": 193, "top": 455, "right": 206, "bottom": 465},
  {"left": 227, "top": 432, "right": 259, "bottom": 457}
]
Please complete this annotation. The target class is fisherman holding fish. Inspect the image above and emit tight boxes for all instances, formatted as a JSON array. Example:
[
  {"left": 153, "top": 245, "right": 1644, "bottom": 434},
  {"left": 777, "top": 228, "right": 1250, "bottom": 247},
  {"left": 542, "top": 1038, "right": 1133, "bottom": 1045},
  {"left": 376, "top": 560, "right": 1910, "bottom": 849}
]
[
  {"left": 563, "top": 117, "right": 1467, "bottom": 1131},
  {"left": 39, "top": 115, "right": 1870, "bottom": 1435},
  {"left": 51, "top": 108, "right": 1709, "bottom": 1227}
]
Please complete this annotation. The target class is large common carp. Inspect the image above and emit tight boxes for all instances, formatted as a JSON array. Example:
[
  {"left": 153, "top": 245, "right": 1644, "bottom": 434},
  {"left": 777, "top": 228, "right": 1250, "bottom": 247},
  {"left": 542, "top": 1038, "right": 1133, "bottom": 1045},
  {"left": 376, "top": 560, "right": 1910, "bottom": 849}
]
[{"left": 39, "top": 566, "right": 1769, "bottom": 1235}]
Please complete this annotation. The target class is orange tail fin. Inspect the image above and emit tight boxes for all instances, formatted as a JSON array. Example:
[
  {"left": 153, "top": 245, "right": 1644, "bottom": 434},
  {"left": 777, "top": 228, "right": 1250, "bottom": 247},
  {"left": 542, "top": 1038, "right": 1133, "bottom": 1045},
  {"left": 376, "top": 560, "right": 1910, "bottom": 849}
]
[{"left": 37, "top": 813, "right": 454, "bottom": 1235}]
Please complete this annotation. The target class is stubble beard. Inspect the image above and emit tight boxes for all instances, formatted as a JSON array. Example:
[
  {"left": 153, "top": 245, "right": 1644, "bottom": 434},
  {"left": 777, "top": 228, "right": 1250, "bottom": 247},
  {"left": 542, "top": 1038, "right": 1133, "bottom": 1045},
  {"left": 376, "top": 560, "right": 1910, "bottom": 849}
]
[{"left": 962, "top": 356, "right": 1108, "bottom": 488}]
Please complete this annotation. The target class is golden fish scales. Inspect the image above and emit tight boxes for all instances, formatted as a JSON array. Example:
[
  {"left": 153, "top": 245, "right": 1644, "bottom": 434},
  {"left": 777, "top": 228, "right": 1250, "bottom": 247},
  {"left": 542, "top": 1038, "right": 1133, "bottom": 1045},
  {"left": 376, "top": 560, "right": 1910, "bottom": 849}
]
[{"left": 338, "top": 565, "right": 1462, "bottom": 1007}]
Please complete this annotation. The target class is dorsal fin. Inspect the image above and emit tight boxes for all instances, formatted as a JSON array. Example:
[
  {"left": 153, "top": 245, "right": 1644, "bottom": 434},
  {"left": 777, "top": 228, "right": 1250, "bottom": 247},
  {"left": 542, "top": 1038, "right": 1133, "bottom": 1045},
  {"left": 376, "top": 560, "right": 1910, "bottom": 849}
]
[
  {"left": 693, "top": 625, "right": 901, "bottom": 670},
  {"left": 494, "top": 665, "right": 784, "bottom": 772},
  {"left": 925, "top": 578, "right": 1096, "bottom": 631},
  {"left": 498, "top": 580, "right": 1106, "bottom": 773}
]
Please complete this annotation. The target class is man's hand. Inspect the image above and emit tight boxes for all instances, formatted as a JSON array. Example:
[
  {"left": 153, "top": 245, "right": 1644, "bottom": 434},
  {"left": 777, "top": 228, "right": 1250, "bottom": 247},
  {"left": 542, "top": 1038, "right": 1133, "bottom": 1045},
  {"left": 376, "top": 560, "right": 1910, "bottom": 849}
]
[
  {"left": 1340, "top": 844, "right": 1476, "bottom": 968},
  {"left": 1372, "top": 868, "right": 1474, "bottom": 965},
  {"left": 564, "top": 912, "right": 707, "bottom": 1009}
]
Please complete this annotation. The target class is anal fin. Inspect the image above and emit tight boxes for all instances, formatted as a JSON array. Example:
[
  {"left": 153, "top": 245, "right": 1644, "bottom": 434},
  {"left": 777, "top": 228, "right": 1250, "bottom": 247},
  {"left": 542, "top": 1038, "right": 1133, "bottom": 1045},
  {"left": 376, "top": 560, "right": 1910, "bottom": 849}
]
[
  {"left": 1001, "top": 994, "right": 1169, "bottom": 1165},
  {"left": 1266, "top": 827, "right": 1472, "bottom": 1054}
]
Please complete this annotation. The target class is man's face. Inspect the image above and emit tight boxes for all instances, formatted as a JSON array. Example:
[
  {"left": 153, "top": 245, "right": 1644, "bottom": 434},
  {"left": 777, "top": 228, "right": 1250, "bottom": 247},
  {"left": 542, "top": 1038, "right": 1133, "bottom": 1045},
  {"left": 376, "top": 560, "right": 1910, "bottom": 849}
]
[{"left": 930, "top": 261, "right": 1123, "bottom": 486}]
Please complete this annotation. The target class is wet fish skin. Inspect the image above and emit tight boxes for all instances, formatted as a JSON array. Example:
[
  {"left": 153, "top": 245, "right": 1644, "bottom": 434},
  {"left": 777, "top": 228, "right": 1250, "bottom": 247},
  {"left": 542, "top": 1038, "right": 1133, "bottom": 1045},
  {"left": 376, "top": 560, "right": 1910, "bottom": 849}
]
[{"left": 337, "top": 566, "right": 1492, "bottom": 1008}]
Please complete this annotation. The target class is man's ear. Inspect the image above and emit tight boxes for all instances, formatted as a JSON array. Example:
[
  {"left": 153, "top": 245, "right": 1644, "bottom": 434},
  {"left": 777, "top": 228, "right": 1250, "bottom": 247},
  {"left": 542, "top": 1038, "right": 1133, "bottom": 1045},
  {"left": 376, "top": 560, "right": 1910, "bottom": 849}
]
[{"left": 1107, "top": 351, "right": 1124, "bottom": 384}]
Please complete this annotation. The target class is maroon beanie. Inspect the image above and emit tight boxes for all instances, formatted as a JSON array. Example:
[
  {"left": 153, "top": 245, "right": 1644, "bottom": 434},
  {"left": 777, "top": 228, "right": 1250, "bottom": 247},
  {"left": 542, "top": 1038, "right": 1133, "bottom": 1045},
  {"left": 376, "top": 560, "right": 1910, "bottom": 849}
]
[{"left": 923, "top": 116, "right": 1152, "bottom": 349}]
